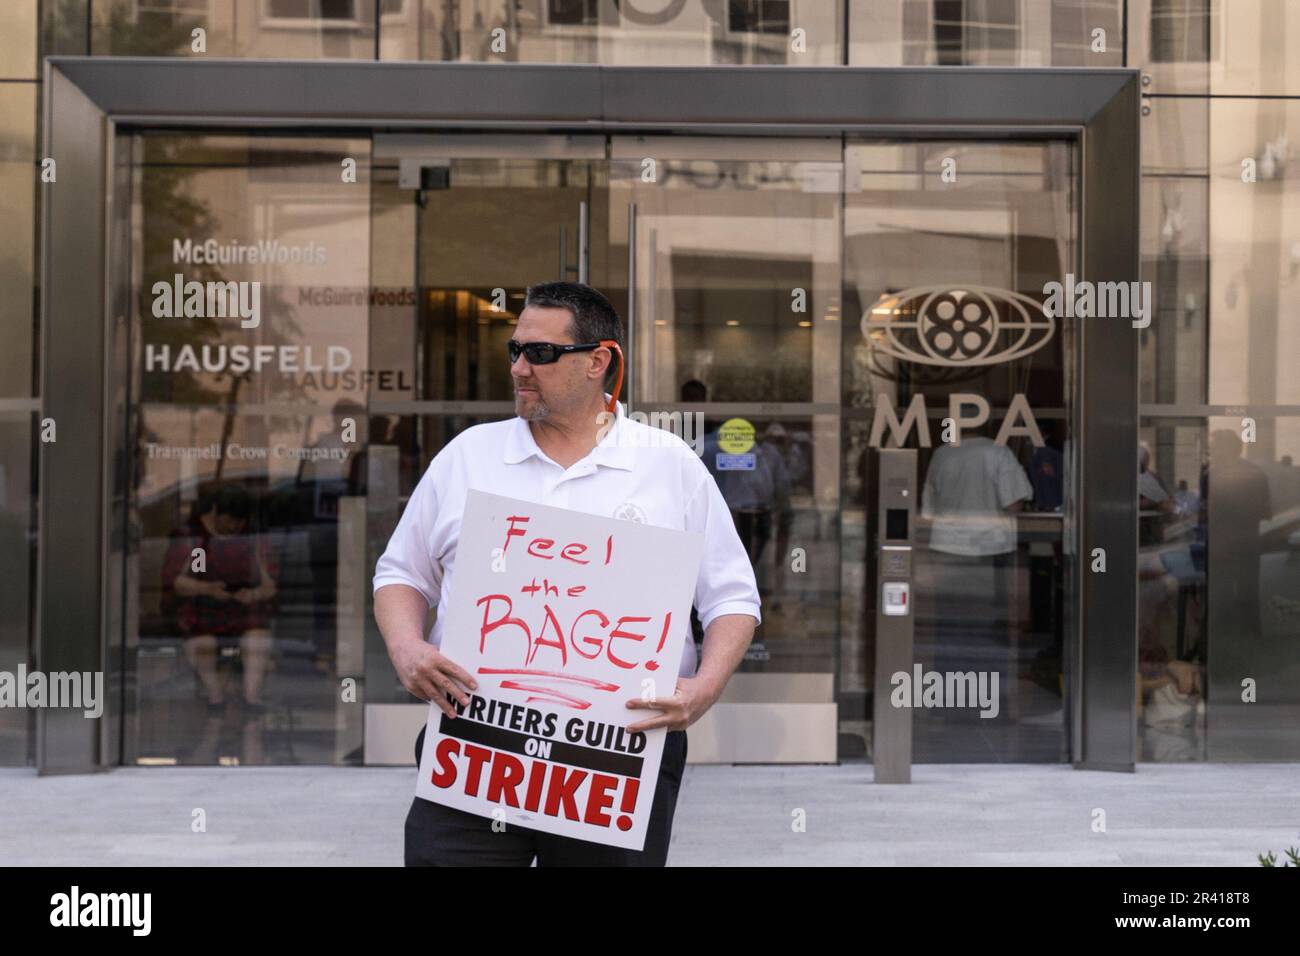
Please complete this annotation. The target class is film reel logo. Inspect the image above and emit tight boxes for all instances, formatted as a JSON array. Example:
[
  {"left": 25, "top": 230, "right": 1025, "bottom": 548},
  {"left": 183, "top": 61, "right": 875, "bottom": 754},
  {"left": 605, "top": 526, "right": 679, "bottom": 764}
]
[{"left": 862, "top": 286, "right": 1055, "bottom": 368}]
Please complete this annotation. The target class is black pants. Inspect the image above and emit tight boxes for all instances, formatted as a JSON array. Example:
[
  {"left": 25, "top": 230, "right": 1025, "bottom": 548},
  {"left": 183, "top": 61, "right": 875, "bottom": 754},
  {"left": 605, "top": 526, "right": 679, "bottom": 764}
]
[{"left": 405, "top": 725, "right": 688, "bottom": 866}]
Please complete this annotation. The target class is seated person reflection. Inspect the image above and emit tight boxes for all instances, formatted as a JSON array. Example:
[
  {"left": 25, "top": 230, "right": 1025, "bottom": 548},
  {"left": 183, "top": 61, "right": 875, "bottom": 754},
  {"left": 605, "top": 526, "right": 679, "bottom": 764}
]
[{"left": 161, "top": 485, "right": 277, "bottom": 715}]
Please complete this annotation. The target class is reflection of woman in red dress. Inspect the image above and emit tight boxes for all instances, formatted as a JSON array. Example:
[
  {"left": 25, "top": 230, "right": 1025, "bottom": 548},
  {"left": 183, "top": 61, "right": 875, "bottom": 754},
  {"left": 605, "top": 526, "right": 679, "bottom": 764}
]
[{"left": 161, "top": 485, "right": 277, "bottom": 714}]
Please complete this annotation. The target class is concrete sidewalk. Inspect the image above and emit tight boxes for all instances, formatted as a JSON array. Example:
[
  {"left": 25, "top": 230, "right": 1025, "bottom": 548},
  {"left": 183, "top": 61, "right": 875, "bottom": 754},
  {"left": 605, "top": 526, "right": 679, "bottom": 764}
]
[{"left": 1, "top": 762, "right": 1295, "bottom": 866}]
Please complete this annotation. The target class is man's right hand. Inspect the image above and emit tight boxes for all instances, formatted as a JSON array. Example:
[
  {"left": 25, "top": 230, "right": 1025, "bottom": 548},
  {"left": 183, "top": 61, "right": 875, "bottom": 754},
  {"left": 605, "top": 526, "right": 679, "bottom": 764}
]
[{"left": 391, "top": 639, "right": 478, "bottom": 719}]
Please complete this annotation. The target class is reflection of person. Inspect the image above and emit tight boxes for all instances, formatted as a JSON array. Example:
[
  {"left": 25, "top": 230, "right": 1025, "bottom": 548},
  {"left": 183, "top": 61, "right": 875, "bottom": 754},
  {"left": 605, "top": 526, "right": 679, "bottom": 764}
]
[
  {"left": 1199, "top": 429, "right": 1272, "bottom": 640},
  {"left": 299, "top": 398, "right": 364, "bottom": 516},
  {"left": 921, "top": 427, "right": 1032, "bottom": 676},
  {"left": 758, "top": 424, "right": 796, "bottom": 609},
  {"left": 720, "top": 433, "right": 789, "bottom": 582},
  {"left": 1173, "top": 478, "right": 1200, "bottom": 518},
  {"left": 161, "top": 485, "right": 277, "bottom": 715},
  {"left": 1137, "top": 441, "right": 1185, "bottom": 693},
  {"left": 1027, "top": 420, "right": 1066, "bottom": 689},
  {"left": 1029, "top": 420, "right": 1064, "bottom": 512},
  {"left": 1138, "top": 441, "right": 1174, "bottom": 546},
  {"left": 684, "top": 379, "right": 789, "bottom": 639},
  {"left": 684, "top": 380, "right": 721, "bottom": 653},
  {"left": 299, "top": 399, "right": 365, "bottom": 663},
  {"left": 1137, "top": 440, "right": 1174, "bottom": 639},
  {"left": 922, "top": 430, "right": 1031, "bottom": 558},
  {"left": 1138, "top": 633, "right": 1204, "bottom": 761},
  {"left": 373, "top": 282, "right": 759, "bottom": 867}
]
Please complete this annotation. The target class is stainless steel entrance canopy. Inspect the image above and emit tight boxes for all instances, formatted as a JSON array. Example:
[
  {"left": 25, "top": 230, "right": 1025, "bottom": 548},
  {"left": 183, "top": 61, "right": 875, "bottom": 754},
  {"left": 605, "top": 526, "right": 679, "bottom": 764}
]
[{"left": 38, "top": 57, "right": 1140, "bottom": 773}]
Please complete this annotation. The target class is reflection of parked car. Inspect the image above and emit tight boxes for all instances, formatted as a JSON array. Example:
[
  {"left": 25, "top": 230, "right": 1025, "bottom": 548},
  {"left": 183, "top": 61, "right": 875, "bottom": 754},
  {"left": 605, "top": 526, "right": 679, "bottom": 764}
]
[{"left": 136, "top": 473, "right": 347, "bottom": 658}]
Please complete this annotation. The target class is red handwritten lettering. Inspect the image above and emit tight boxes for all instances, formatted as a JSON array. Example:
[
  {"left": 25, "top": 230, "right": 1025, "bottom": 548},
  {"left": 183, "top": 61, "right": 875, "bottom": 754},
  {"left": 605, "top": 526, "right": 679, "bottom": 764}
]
[
  {"left": 568, "top": 609, "right": 609, "bottom": 660},
  {"left": 526, "top": 538, "right": 555, "bottom": 559},
  {"left": 607, "top": 616, "right": 651, "bottom": 669},
  {"left": 476, "top": 594, "right": 531, "bottom": 656},
  {"left": 501, "top": 514, "right": 530, "bottom": 553},
  {"left": 560, "top": 543, "right": 589, "bottom": 564},
  {"left": 526, "top": 604, "right": 568, "bottom": 668}
]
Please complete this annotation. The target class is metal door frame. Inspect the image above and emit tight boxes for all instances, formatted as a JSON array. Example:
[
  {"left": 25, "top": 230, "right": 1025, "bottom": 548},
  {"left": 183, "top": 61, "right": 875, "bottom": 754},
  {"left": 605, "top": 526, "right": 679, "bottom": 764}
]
[{"left": 38, "top": 58, "right": 1139, "bottom": 772}]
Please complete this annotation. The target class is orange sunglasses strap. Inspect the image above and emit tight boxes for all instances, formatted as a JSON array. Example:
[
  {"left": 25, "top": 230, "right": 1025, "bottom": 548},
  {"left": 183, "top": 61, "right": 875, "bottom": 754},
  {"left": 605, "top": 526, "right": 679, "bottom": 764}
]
[{"left": 601, "top": 339, "right": 624, "bottom": 417}]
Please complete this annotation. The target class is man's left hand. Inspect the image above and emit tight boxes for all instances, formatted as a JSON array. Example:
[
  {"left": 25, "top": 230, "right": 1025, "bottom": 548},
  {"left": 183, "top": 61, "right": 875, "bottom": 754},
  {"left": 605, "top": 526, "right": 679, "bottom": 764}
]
[{"left": 624, "top": 676, "right": 718, "bottom": 733}]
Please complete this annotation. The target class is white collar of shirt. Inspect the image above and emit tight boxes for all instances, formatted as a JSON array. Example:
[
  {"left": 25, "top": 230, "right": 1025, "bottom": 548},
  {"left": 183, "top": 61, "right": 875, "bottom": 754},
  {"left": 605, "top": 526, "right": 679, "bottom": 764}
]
[{"left": 502, "top": 395, "right": 636, "bottom": 473}]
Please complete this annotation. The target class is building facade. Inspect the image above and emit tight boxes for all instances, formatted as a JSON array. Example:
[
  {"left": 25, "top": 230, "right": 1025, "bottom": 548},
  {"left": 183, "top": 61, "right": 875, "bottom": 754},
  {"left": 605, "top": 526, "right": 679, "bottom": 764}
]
[{"left": 2, "top": 1, "right": 1297, "bottom": 770}]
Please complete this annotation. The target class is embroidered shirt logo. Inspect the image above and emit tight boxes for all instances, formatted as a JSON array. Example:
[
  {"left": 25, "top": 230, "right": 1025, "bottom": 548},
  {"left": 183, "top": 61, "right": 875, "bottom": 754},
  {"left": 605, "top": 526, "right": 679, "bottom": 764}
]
[{"left": 612, "top": 502, "right": 648, "bottom": 523}]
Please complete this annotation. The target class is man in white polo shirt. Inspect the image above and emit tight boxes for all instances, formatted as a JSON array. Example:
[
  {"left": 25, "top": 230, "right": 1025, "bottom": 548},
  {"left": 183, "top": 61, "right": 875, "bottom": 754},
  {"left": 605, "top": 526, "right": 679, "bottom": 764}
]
[{"left": 373, "top": 281, "right": 760, "bottom": 866}]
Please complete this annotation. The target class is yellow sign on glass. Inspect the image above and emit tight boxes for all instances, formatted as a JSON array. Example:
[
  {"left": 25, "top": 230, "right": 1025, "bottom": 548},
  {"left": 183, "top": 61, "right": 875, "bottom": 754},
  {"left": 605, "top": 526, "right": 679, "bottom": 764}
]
[{"left": 717, "top": 418, "right": 756, "bottom": 454}]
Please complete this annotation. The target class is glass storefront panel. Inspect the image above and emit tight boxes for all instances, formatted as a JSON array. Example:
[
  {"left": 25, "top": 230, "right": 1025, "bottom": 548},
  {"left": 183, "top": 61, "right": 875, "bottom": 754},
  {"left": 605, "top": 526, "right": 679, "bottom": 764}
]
[
  {"left": 1202, "top": 412, "right": 1300, "bottom": 759},
  {"left": 1131, "top": 0, "right": 1300, "bottom": 97},
  {"left": 1, "top": 0, "right": 38, "bottom": 79},
  {"left": 41, "top": 0, "right": 90, "bottom": 58},
  {"left": 1199, "top": 99, "right": 1300, "bottom": 760},
  {"left": 121, "top": 132, "right": 372, "bottom": 764},
  {"left": 611, "top": 137, "right": 842, "bottom": 757},
  {"left": 1207, "top": 99, "right": 1300, "bottom": 411},
  {"left": 0, "top": 85, "right": 37, "bottom": 402},
  {"left": 0, "top": 82, "right": 38, "bottom": 765},
  {"left": 1138, "top": 415, "right": 1300, "bottom": 761},
  {"left": 1140, "top": 96, "right": 1208, "bottom": 407},
  {"left": 92, "top": 0, "right": 377, "bottom": 58},
  {"left": 0, "top": 412, "right": 34, "bottom": 765},
  {"left": 1136, "top": 419, "right": 1207, "bottom": 761},
  {"left": 362, "top": 140, "right": 608, "bottom": 718},
  {"left": 851, "top": 0, "right": 1123, "bottom": 67},
  {"left": 842, "top": 140, "right": 1078, "bottom": 761},
  {"left": 381, "top": 0, "right": 842, "bottom": 64},
  {"left": 1137, "top": 95, "right": 1300, "bottom": 761},
  {"left": 1126, "top": 0, "right": 1210, "bottom": 95},
  {"left": 114, "top": 128, "right": 1094, "bottom": 765}
]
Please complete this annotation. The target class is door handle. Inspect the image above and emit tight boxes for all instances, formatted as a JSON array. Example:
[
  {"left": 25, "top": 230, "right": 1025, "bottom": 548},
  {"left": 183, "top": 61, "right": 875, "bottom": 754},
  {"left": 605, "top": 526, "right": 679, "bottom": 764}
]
[
  {"left": 626, "top": 201, "right": 636, "bottom": 414},
  {"left": 578, "top": 199, "right": 589, "bottom": 284}
]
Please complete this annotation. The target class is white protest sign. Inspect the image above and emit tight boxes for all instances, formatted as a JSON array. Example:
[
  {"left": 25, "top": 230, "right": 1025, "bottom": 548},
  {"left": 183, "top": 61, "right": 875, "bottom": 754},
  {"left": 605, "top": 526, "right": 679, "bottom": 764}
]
[{"left": 416, "top": 489, "right": 704, "bottom": 850}]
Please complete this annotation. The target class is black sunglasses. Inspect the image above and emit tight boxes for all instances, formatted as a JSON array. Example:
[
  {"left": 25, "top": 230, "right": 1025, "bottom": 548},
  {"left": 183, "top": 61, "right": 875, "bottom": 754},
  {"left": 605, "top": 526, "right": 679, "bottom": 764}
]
[{"left": 507, "top": 339, "right": 604, "bottom": 365}]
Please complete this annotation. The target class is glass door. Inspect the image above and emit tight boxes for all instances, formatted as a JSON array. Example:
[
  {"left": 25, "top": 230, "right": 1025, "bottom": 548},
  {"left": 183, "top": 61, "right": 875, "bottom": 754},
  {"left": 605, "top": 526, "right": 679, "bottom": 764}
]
[
  {"left": 361, "top": 133, "right": 610, "bottom": 761},
  {"left": 610, "top": 135, "right": 844, "bottom": 762},
  {"left": 841, "top": 138, "right": 1079, "bottom": 762},
  {"left": 121, "top": 132, "right": 374, "bottom": 766}
]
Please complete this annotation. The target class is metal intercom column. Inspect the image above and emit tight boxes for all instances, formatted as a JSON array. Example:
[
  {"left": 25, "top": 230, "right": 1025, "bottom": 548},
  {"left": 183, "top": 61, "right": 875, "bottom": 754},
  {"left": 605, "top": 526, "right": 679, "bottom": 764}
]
[{"left": 873, "top": 448, "right": 917, "bottom": 784}]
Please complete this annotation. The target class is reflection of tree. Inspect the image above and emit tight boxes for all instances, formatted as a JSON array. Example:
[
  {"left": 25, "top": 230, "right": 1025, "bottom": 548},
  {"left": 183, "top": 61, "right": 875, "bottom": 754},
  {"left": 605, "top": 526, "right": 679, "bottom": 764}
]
[
  {"left": 134, "top": 136, "right": 307, "bottom": 437},
  {"left": 88, "top": 0, "right": 199, "bottom": 56},
  {"left": 136, "top": 136, "right": 228, "bottom": 407},
  {"left": 44, "top": 0, "right": 197, "bottom": 57}
]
